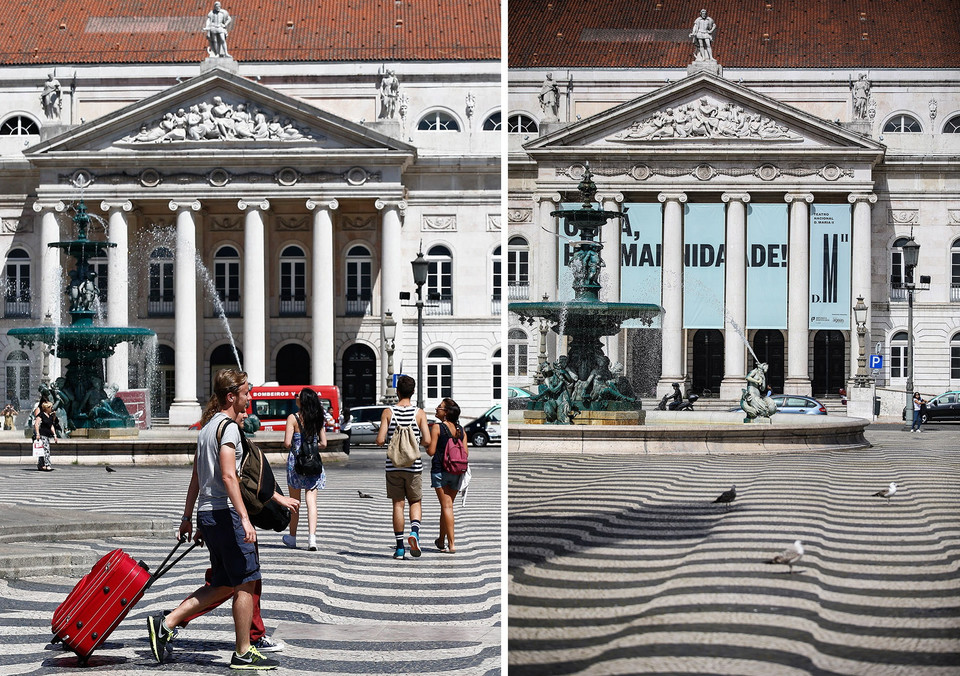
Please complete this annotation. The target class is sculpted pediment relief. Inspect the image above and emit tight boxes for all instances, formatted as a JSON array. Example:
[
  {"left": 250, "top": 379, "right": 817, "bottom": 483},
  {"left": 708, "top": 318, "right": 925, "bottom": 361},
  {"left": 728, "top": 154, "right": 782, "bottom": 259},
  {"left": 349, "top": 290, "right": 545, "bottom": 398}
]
[
  {"left": 117, "top": 96, "right": 318, "bottom": 145},
  {"left": 610, "top": 96, "right": 801, "bottom": 142}
]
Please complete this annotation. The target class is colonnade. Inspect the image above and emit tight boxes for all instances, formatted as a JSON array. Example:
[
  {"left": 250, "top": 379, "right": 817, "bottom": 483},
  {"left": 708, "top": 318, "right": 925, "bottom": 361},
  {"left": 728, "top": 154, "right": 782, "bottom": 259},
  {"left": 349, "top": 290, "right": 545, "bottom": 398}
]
[
  {"left": 533, "top": 189, "right": 876, "bottom": 398},
  {"left": 32, "top": 195, "right": 403, "bottom": 425}
]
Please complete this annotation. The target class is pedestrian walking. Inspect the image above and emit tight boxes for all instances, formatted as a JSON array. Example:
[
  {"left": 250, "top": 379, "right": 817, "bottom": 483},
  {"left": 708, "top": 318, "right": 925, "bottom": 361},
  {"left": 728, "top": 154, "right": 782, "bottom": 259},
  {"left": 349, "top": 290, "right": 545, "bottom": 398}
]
[
  {"left": 146, "top": 368, "right": 299, "bottom": 669},
  {"left": 910, "top": 392, "right": 926, "bottom": 432},
  {"left": 33, "top": 401, "right": 58, "bottom": 471},
  {"left": 282, "top": 387, "right": 327, "bottom": 551},
  {"left": 426, "top": 398, "right": 467, "bottom": 553},
  {"left": 376, "top": 375, "right": 431, "bottom": 560}
]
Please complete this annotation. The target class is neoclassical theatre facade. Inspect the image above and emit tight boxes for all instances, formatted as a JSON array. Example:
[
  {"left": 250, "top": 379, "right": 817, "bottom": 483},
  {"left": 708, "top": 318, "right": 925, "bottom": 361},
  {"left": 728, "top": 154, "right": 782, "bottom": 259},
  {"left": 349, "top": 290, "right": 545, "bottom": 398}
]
[
  {"left": 507, "top": 0, "right": 960, "bottom": 408},
  {"left": 0, "top": 1, "right": 501, "bottom": 424}
]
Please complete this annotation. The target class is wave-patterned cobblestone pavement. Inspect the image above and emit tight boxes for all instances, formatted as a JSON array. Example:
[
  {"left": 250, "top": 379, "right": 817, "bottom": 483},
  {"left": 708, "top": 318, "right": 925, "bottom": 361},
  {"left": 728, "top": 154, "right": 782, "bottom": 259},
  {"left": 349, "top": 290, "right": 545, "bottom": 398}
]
[
  {"left": 0, "top": 448, "right": 501, "bottom": 675},
  {"left": 508, "top": 427, "right": 960, "bottom": 675}
]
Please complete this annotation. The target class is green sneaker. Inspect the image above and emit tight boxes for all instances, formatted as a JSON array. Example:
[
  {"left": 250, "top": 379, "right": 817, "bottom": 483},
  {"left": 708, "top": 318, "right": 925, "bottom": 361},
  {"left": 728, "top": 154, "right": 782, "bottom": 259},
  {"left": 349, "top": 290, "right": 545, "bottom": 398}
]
[
  {"left": 147, "top": 614, "right": 172, "bottom": 664},
  {"left": 230, "top": 645, "right": 279, "bottom": 670}
]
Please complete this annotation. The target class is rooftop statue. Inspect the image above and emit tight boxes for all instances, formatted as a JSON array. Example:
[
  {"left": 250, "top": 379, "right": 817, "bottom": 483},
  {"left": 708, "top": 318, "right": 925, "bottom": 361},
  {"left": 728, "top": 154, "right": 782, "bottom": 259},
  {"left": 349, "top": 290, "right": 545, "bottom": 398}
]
[
  {"left": 379, "top": 69, "right": 400, "bottom": 120},
  {"left": 689, "top": 9, "right": 716, "bottom": 62},
  {"left": 203, "top": 2, "right": 233, "bottom": 58},
  {"left": 851, "top": 73, "right": 871, "bottom": 120},
  {"left": 40, "top": 73, "right": 62, "bottom": 120},
  {"left": 538, "top": 73, "right": 559, "bottom": 122}
]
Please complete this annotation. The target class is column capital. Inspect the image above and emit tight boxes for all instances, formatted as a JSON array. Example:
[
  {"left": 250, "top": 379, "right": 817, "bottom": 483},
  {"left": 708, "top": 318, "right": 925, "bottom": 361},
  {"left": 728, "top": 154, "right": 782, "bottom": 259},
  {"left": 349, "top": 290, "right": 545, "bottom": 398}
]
[
  {"left": 100, "top": 200, "right": 133, "bottom": 213},
  {"left": 658, "top": 191, "right": 687, "bottom": 204},
  {"left": 238, "top": 198, "right": 270, "bottom": 211},
  {"left": 32, "top": 200, "right": 65, "bottom": 213},
  {"left": 721, "top": 192, "right": 751, "bottom": 204},
  {"left": 784, "top": 192, "right": 814, "bottom": 204},
  {"left": 534, "top": 192, "right": 562, "bottom": 204},
  {"left": 596, "top": 192, "right": 624, "bottom": 205},
  {"left": 306, "top": 198, "right": 340, "bottom": 212},
  {"left": 168, "top": 199, "right": 201, "bottom": 212},
  {"left": 375, "top": 198, "right": 407, "bottom": 212},
  {"left": 847, "top": 192, "right": 878, "bottom": 205}
]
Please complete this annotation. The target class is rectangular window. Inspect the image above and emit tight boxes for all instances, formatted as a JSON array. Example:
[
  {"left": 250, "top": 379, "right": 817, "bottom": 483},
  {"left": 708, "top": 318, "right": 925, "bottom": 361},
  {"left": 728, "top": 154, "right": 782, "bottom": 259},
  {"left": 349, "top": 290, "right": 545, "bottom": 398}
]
[
  {"left": 427, "top": 363, "right": 453, "bottom": 400},
  {"left": 280, "top": 260, "right": 306, "bottom": 316},
  {"left": 493, "top": 361, "right": 502, "bottom": 401},
  {"left": 214, "top": 260, "right": 240, "bottom": 316},
  {"left": 952, "top": 345, "right": 960, "bottom": 379},
  {"left": 508, "top": 343, "right": 528, "bottom": 377},
  {"left": 891, "top": 345, "right": 907, "bottom": 379}
]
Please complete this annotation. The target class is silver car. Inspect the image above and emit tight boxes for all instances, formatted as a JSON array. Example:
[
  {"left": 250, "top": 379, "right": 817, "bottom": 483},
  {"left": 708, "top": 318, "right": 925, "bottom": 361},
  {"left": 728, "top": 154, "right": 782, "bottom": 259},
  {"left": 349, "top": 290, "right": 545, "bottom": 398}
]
[
  {"left": 770, "top": 395, "right": 827, "bottom": 415},
  {"left": 344, "top": 405, "right": 388, "bottom": 445}
]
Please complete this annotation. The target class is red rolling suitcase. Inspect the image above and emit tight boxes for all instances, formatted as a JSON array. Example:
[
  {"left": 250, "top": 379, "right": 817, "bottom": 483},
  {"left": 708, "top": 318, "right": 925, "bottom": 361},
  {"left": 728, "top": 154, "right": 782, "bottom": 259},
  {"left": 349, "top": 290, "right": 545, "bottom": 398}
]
[{"left": 51, "top": 536, "right": 197, "bottom": 665}]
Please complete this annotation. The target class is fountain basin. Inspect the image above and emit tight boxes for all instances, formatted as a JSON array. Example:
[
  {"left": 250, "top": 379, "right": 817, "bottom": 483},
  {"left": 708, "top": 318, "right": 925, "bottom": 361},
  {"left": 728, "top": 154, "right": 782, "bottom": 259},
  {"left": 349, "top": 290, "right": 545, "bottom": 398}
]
[
  {"left": 9, "top": 326, "right": 155, "bottom": 357},
  {"left": 509, "top": 412, "right": 870, "bottom": 454},
  {"left": 511, "top": 300, "right": 661, "bottom": 336}
]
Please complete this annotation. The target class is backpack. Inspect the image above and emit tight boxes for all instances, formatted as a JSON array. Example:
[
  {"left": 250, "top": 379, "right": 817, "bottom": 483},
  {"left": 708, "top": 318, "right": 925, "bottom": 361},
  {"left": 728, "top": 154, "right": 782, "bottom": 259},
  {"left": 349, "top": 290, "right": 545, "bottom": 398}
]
[
  {"left": 441, "top": 424, "right": 469, "bottom": 475},
  {"left": 386, "top": 409, "right": 420, "bottom": 468},
  {"left": 217, "top": 418, "right": 290, "bottom": 532},
  {"left": 293, "top": 414, "right": 324, "bottom": 476}
]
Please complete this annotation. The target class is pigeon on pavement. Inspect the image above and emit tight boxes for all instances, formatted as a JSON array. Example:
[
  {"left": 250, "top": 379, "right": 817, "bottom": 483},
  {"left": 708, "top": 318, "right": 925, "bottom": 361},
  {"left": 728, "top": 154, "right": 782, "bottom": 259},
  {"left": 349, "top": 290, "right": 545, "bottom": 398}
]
[
  {"left": 872, "top": 482, "right": 898, "bottom": 503},
  {"left": 358, "top": 490, "right": 373, "bottom": 499},
  {"left": 713, "top": 485, "right": 736, "bottom": 504},
  {"left": 105, "top": 466, "right": 117, "bottom": 473},
  {"left": 766, "top": 540, "right": 804, "bottom": 574}
]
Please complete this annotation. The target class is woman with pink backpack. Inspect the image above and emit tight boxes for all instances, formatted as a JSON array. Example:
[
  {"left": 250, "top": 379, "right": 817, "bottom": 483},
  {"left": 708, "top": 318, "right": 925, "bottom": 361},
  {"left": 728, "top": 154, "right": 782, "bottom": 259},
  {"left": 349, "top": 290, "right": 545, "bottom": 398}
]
[{"left": 427, "top": 397, "right": 468, "bottom": 553}]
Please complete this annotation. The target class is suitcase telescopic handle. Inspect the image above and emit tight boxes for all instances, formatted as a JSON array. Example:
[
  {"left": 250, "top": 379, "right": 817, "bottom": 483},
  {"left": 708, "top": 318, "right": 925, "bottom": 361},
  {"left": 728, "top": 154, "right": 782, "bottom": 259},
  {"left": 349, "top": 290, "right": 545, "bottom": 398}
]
[{"left": 145, "top": 535, "right": 200, "bottom": 589}]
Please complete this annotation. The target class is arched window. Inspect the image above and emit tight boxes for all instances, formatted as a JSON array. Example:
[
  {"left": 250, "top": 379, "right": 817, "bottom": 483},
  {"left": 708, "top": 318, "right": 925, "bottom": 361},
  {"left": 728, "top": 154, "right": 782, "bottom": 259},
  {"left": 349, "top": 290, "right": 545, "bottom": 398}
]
[
  {"left": 952, "top": 334, "right": 960, "bottom": 379},
  {"left": 944, "top": 115, "right": 960, "bottom": 134},
  {"left": 491, "top": 245, "right": 501, "bottom": 315},
  {"left": 345, "top": 245, "right": 372, "bottom": 316},
  {"left": 951, "top": 238, "right": 960, "bottom": 302},
  {"left": 213, "top": 245, "right": 240, "bottom": 316},
  {"left": 3, "top": 248, "right": 31, "bottom": 318},
  {"left": 426, "top": 245, "right": 453, "bottom": 315},
  {"left": 883, "top": 114, "right": 922, "bottom": 133},
  {"left": 508, "top": 235, "right": 530, "bottom": 300},
  {"left": 4, "top": 350, "right": 30, "bottom": 409},
  {"left": 148, "top": 247, "right": 174, "bottom": 316},
  {"left": 0, "top": 115, "right": 39, "bottom": 135},
  {"left": 483, "top": 112, "right": 501, "bottom": 131},
  {"left": 88, "top": 255, "right": 108, "bottom": 305},
  {"left": 279, "top": 245, "right": 306, "bottom": 316},
  {"left": 418, "top": 111, "right": 459, "bottom": 131},
  {"left": 508, "top": 328, "right": 529, "bottom": 377},
  {"left": 890, "top": 331, "right": 909, "bottom": 380},
  {"left": 508, "top": 114, "right": 538, "bottom": 133},
  {"left": 492, "top": 348, "right": 502, "bottom": 402},
  {"left": 890, "top": 237, "right": 914, "bottom": 302},
  {"left": 426, "top": 348, "right": 453, "bottom": 400}
]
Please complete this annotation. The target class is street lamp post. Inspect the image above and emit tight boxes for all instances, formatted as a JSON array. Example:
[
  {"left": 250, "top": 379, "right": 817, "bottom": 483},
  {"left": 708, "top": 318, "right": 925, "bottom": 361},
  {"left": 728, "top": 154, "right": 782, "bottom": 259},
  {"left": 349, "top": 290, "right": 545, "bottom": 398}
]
[
  {"left": 381, "top": 310, "right": 397, "bottom": 405},
  {"left": 900, "top": 236, "right": 920, "bottom": 400},
  {"left": 411, "top": 248, "right": 429, "bottom": 410},
  {"left": 853, "top": 295, "right": 869, "bottom": 388}
]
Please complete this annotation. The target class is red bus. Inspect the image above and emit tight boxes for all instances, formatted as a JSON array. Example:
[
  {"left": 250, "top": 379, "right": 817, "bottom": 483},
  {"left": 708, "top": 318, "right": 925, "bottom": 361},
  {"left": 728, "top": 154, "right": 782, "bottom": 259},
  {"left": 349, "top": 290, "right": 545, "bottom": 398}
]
[{"left": 247, "top": 385, "right": 341, "bottom": 432}]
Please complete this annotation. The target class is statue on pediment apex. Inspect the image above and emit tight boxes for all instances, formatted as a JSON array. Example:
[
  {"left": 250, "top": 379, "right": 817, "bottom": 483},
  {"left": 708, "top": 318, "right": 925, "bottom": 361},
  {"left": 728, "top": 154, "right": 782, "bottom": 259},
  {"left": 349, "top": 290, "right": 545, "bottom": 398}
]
[
  {"left": 203, "top": 2, "right": 233, "bottom": 58},
  {"left": 689, "top": 9, "right": 716, "bottom": 62}
]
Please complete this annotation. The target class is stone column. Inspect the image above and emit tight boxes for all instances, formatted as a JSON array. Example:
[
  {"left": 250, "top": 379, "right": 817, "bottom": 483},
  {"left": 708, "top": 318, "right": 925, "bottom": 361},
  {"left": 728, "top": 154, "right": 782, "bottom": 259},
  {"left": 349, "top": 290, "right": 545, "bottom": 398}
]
[
  {"left": 848, "top": 192, "right": 877, "bottom": 387},
  {"left": 534, "top": 192, "right": 561, "bottom": 361},
  {"left": 167, "top": 200, "right": 202, "bottom": 426},
  {"left": 657, "top": 191, "right": 687, "bottom": 395},
  {"left": 31, "top": 201, "right": 66, "bottom": 380},
  {"left": 101, "top": 200, "right": 133, "bottom": 390},
  {"left": 720, "top": 192, "right": 750, "bottom": 399},
  {"left": 306, "top": 198, "right": 338, "bottom": 384},
  {"left": 598, "top": 192, "right": 624, "bottom": 364},
  {"left": 376, "top": 199, "right": 406, "bottom": 397},
  {"left": 238, "top": 199, "right": 270, "bottom": 387},
  {"left": 785, "top": 192, "right": 814, "bottom": 395}
]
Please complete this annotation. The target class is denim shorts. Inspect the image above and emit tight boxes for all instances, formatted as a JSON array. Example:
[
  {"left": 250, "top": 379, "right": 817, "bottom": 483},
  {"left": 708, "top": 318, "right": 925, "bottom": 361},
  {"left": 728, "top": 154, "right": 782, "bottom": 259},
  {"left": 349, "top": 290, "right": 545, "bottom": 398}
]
[
  {"left": 198, "top": 508, "right": 260, "bottom": 588},
  {"left": 430, "top": 471, "right": 461, "bottom": 490}
]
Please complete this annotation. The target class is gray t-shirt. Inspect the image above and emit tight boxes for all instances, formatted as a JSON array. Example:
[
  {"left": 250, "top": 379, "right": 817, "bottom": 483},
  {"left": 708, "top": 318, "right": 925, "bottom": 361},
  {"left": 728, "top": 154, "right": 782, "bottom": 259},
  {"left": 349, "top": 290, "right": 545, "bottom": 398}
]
[{"left": 196, "top": 412, "right": 243, "bottom": 512}]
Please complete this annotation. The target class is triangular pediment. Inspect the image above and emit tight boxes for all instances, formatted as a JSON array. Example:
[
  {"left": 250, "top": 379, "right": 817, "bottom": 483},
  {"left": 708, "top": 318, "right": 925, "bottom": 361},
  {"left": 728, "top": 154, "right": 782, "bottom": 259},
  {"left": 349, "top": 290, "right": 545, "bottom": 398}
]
[
  {"left": 26, "top": 68, "right": 415, "bottom": 159},
  {"left": 526, "top": 73, "right": 884, "bottom": 155}
]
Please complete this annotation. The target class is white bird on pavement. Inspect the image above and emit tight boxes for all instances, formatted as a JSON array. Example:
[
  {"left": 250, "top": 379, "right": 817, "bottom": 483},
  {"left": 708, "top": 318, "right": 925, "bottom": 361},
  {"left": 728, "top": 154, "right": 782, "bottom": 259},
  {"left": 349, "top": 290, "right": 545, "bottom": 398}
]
[
  {"left": 872, "top": 482, "right": 898, "bottom": 503},
  {"left": 766, "top": 540, "right": 804, "bottom": 574}
]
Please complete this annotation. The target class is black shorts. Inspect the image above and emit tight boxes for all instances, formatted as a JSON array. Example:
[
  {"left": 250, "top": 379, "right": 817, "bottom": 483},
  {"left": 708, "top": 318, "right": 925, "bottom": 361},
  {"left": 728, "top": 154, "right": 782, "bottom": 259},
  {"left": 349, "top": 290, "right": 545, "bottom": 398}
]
[{"left": 198, "top": 509, "right": 260, "bottom": 588}]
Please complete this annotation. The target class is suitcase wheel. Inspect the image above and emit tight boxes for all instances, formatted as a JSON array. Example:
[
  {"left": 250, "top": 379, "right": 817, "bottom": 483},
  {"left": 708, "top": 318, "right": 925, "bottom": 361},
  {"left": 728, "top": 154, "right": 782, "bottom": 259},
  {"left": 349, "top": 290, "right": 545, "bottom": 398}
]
[{"left": 50, "top": 634, "right": 61, "bottom": 645}]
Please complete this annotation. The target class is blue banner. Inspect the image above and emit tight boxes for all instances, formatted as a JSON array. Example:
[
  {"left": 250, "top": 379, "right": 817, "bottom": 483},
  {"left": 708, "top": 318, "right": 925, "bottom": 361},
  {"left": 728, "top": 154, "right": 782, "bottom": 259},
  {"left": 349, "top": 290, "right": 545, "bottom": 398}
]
[
  {"left": 746, "top": 204, "right": 788, "bottom": 329},
  {"left": 809, "top": 204, "right": 852, "bottom": 330},
  {"left": 620, "top": 202, "right": 662, "bottom": 328},
  {"left": 683, "top": 203, "right": 725, "bottom": 329}
]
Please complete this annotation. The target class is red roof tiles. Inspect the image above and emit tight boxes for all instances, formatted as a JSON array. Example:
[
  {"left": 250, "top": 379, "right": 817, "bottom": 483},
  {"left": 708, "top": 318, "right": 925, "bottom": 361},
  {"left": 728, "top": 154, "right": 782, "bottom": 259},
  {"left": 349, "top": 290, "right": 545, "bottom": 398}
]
[
  {"left": 509, "top": 0, "right": 960, "bottom": 69},
  {"left": 0, "top": 0, "right": 500, "bottom": 65}
]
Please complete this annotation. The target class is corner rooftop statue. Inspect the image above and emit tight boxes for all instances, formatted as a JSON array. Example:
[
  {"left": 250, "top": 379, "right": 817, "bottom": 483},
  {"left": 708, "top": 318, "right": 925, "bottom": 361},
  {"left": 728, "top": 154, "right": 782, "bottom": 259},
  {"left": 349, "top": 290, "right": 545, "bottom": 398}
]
[
  {"left": 509, "top": 168, "right": 661, "bottom": 424},
  {"left": 8, "top": 202, "right": 154, "bottom": 432}
]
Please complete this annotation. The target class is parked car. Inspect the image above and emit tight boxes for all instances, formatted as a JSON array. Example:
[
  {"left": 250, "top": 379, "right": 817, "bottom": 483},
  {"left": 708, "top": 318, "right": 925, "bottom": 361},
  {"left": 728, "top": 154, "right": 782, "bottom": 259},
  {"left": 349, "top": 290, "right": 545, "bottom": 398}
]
[
  {"left": 770, "top": 395, "right": 826, "bottom": 415},
  {"left": 463, "top": 404, "right": 501, "bottom": 447},
  {"left": 920, "top": 391, "right": 960, "bottom": 423},
  {"left": 343, "top": 404, "right": 388, "bottom": 445},
  {"left": 508, "top": 386, "right": 534, "bottom": 399}
]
